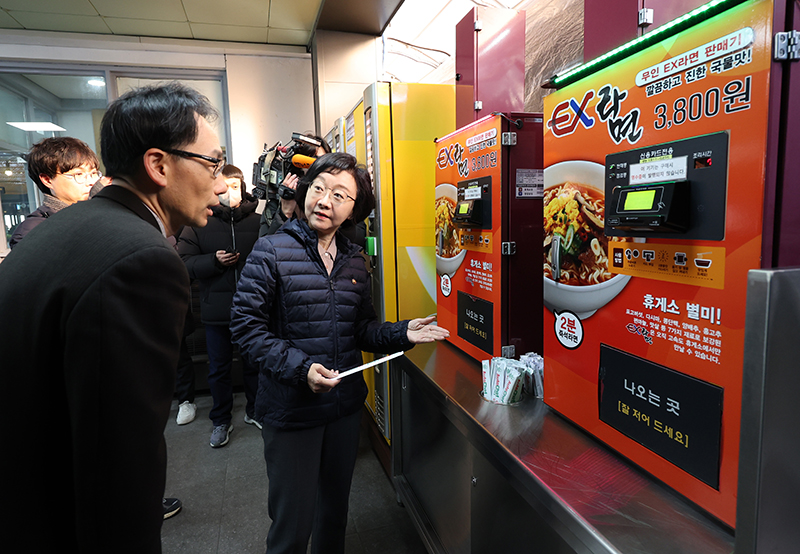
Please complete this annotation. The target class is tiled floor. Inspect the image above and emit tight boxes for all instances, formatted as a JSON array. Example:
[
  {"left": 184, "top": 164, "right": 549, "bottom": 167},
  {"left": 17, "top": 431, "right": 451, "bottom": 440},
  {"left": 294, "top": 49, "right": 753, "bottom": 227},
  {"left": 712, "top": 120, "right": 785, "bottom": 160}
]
[{"left": 162, "top": 393, "right": 428, "bottom": 554}]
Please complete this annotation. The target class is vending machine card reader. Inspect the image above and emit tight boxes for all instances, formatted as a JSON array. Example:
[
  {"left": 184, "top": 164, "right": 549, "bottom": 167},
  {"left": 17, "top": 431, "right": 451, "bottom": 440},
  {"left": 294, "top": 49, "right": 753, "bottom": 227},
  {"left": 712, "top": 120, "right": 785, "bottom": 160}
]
[
  {"left": 453, "top": 177, "right": 492, "bottom": 229},
  {"left": 605, "top": 132, "right": 728, "bottom": 239}
]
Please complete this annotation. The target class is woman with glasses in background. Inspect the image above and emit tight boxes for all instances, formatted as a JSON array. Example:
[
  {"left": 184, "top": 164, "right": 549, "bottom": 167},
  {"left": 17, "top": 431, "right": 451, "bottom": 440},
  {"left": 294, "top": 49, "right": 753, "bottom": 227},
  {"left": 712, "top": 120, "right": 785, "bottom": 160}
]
[
  {"left": 10, "top": 137, "right": 101, "bottom": 248},
  {"left": 230, "top": 152, "right": 449, "bottom": 554}
]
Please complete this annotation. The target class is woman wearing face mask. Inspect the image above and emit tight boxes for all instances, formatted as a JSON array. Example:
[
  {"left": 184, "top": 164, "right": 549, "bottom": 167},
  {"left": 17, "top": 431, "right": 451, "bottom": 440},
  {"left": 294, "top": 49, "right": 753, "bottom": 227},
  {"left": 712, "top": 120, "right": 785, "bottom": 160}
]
[{"left": 177, "top": 165, "right": 261, "bottom": 448}]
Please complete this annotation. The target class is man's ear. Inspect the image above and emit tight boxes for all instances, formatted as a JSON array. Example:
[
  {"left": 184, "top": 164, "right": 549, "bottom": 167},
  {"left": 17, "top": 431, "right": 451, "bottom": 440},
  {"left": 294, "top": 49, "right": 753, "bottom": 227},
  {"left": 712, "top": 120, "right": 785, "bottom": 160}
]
[
  {"left": 142, "top": 148, "right": 169, "bottom": 189},
  {"left": 39, "top": 174, "right": 54, "bottom": 194}
]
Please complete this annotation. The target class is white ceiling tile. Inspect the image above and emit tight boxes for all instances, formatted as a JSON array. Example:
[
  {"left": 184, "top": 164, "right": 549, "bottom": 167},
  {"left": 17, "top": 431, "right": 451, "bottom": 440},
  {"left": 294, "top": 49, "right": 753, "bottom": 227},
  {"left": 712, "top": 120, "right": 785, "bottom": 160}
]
[
  {"left": 8, "top": 11, "right": 112, "bottom": 33},
  {"left": 0, "top": 10, "right": 23, "bottom": 28},
  {"left": 190, "top": 23, "right": 267, "bottom": 43},
  {"left": 104, "top": 17, "right": 193, "bottom": 39},
  {"left": 89, "top": 0, "right": 187, "bottom": 21},
  {"left": 269, "top": 0, "right": 321, "bottom": 30},
  {"left": 0, "top": 0, "right": 97, "bottom": 16},
  {"left": 182, "top": 0, "right": 270, "bottom": 27},
  {"left": 267, "top": 28, "right": 310, "bottom": 46}
]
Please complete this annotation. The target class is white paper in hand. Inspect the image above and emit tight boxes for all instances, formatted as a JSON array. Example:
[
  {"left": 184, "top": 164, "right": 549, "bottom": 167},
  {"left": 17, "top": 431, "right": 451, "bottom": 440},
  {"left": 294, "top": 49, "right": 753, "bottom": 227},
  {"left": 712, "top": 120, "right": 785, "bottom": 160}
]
[{"left": 332, "top": 351, "right": 404, "bottom": 380}]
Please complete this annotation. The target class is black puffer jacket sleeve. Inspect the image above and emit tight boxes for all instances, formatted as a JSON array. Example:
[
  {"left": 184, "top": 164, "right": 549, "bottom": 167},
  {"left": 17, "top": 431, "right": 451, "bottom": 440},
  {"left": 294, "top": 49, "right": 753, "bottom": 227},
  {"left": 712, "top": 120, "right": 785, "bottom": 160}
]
[
  {"left": 354, "top": 290, "right": 412, "bottom": 353},
  {"left": 230, "top": 236, "right": 314, "bottom": 387}
]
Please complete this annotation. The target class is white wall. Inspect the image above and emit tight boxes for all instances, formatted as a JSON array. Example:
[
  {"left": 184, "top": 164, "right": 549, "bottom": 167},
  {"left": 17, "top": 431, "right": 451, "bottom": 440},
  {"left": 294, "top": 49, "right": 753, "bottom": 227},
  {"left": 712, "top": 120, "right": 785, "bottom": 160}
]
[
  {"left": 225, "top": 54, "right": 315, "bottom": 186},
  {"left": 313, "top": 30, "right": 381, "bottom": 136}
]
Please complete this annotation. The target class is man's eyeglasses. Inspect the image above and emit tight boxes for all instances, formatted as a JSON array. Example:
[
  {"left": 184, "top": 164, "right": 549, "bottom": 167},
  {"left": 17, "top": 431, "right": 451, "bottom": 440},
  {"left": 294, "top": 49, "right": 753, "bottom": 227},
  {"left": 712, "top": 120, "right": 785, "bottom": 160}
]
[
  {"left": 58, "top": 170, "right": 102, "bottom": 185},
  {"left": 165, "top": 149, "right": 226, "bottom": 178},
  {"left": 308, "top": 183, "right": 355, "bottom": 206}
]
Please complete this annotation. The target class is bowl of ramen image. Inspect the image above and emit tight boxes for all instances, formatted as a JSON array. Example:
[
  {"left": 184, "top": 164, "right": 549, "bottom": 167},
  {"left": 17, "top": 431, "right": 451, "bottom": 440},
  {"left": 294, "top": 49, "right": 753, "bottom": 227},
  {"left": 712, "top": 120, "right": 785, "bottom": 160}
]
[
  {"left": 543, "top": 160, "right": 635, "bottom": 319},
  {"left": 435, "top": 183, "right": 466, "bottom": 276}
]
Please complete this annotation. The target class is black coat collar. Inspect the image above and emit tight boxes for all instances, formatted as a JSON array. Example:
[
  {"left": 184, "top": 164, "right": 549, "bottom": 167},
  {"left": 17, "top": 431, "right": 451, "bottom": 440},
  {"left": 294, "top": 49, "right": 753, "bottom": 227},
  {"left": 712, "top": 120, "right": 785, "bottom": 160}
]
[{"left": 94, "top": 185, "right": 160, "bottom": 232}]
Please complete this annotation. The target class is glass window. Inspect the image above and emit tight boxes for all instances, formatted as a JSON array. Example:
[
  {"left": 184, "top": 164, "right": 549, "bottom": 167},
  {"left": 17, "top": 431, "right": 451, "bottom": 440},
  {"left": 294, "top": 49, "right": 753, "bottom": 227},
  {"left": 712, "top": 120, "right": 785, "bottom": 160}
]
[
  {"left": 0, "top": 86, "right": 27, "bottom": 148},
  {"left": 1, "top": 154, "right": 28, "bottom": 245},
  {"left": 0, "top": 70, "right": 230, "bottom": 252}
]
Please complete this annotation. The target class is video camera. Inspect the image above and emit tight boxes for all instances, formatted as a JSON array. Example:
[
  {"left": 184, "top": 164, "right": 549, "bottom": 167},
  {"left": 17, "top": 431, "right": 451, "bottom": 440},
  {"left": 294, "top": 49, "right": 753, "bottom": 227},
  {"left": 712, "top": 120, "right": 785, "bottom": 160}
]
[{"left": 252, "top": 132, "right": 322, "bottom": 201}]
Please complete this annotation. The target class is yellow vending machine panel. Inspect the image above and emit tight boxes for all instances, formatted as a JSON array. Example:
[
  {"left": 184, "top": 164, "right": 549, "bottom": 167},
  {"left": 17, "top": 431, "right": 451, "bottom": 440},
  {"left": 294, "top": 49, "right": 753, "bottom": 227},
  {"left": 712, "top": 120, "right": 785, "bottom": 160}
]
[{"left": 363, "top": 82, "right": 456, "bottom": 442}]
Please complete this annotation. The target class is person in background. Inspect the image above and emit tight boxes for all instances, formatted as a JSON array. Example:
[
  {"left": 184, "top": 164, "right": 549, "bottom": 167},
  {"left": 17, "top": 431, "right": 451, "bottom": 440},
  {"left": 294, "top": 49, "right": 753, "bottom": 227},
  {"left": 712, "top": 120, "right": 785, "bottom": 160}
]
[
  {"left": 259, "top": 133, "right": 331, "bottom": 237},
  {"left": 90, "top": 174, "right": 113, "bottom": 198},
  {"left": 178, "top": 164, "right": 261, "bottom": 448},
  {"left": 174, "top": 306, "right": 198, "bottom": 425},
  {"left": 0, "top": 82, "right": 227, "bottom": 552},
  {"left": 9, "top": 136, "right": 101, "bottom": 248},
  {"left": 230, "top": 152, "right": 449, "bottom": 554},
  {"left": 166, "top": 223, "right": 199, "bottom": 427}
]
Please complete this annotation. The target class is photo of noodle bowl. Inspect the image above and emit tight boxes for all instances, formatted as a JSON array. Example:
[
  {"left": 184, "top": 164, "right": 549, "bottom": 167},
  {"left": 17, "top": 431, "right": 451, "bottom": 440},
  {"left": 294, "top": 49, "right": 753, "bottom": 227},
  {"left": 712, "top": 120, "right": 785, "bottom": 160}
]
[
  {"left": 435, "top": 183, "right": 466, "bottom": 275},
  {"left": 543, "top": 160, "right": 637, "bottom": 319}
]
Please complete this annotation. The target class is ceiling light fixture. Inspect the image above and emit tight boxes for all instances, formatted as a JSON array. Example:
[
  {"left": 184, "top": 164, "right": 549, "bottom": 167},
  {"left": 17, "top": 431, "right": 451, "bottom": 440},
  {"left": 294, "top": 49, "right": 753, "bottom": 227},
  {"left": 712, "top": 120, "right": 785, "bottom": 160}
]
[{"left": 6, "top": 122, "right": 67, "bottom": 132}]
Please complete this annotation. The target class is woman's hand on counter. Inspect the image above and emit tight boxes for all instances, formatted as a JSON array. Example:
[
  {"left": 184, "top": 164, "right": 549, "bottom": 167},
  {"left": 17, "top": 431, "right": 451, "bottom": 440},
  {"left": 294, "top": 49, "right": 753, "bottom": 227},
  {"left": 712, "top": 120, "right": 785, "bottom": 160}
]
[{"left": 407, "top": 316, "right": 450, "bottom": 344}]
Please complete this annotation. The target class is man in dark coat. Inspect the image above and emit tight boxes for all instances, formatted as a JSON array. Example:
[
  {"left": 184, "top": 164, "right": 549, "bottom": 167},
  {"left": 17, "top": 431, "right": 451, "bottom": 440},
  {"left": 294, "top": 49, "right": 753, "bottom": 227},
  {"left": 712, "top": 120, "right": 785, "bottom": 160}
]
[{"left": 0, "top": 83, "right": 227, "bottom": 553}]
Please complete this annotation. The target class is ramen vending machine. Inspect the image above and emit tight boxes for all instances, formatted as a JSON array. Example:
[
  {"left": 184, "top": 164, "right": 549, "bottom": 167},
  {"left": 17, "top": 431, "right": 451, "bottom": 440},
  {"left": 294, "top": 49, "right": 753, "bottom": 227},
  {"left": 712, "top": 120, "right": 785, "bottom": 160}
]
[
  {"left": 542, "top": 0, "right": 782, "bottom": 527},
  {"left": 435, "top": 113, "right": 544, "bottom": 362}
]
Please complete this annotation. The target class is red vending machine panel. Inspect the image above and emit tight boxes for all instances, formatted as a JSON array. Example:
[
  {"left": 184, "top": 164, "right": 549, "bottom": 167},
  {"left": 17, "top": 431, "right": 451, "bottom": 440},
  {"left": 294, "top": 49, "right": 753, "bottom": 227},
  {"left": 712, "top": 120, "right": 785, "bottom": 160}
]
[{"left": 436, "top": 113, "right": 543, "bottom": 362}]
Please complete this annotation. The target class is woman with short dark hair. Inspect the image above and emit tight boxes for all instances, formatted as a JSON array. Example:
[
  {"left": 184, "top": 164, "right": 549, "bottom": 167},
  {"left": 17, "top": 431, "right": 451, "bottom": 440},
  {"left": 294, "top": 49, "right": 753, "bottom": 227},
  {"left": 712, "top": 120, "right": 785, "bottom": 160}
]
[{"left": 231, "top": 152, "right": 448, "bottom": 554}]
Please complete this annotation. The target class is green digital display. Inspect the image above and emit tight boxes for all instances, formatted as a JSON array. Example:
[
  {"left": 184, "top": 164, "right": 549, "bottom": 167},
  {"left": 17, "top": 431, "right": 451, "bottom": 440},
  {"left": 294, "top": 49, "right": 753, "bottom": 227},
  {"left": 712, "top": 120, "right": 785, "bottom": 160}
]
[
  {"left": 624, "top": 189, "right": 657, "bottom": 211},
  {"left": 458, "top": 202, "right": 470, "bottom": 214}
]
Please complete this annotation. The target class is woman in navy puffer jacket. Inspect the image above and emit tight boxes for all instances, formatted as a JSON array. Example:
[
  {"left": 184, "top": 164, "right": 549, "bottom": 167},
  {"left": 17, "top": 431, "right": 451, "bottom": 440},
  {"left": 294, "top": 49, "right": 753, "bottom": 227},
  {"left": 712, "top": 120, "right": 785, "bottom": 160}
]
[{"left": 231, "top": 153, "right": 448, "bottom": 554}]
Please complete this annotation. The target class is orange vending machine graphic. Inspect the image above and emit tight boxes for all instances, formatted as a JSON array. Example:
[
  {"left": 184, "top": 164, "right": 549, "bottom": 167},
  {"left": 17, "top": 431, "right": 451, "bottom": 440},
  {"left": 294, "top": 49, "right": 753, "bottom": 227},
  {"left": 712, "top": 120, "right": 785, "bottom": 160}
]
[
  {"left": 436, "top": 113, "right": 544, "bottom": 362},
  {"left": 543, "top": 0, "right": 773, "bottom": 527}
]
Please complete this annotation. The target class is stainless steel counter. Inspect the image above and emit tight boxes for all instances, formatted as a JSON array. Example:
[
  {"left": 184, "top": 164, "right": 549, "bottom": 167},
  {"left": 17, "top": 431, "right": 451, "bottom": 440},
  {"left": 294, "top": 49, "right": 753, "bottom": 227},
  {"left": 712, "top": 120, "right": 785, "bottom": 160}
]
[{"left": 393, "top": 341, "right": 734, "bottom": 554}]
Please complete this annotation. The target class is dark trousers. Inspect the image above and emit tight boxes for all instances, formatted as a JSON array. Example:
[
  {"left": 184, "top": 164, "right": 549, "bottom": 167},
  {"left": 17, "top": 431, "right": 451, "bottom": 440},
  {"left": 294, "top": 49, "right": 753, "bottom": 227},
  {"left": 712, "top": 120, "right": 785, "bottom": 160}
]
[
  {"left": 174, "top": 335, "right": 195, "bottom": 403},
  {"left": 261, "top": 410, "right": 362, "bottom": 554},
  {"left": 205, "top": 323, "right": 258, "bottom": 426}
]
